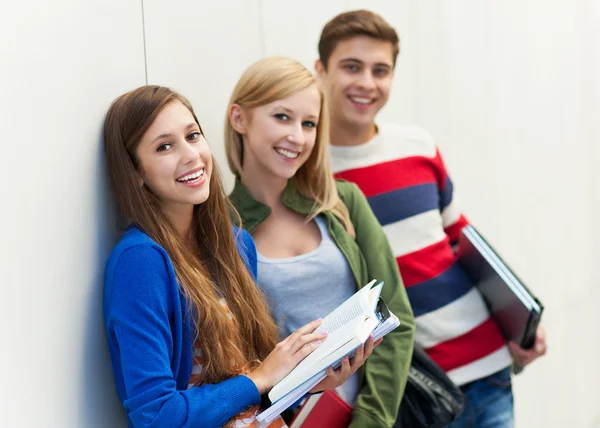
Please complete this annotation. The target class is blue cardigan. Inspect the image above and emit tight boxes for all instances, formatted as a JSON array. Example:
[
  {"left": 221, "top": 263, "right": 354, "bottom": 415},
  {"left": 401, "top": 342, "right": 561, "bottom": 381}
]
[{"left": 103, "top": 226, "right": 261, "bottom": 428}]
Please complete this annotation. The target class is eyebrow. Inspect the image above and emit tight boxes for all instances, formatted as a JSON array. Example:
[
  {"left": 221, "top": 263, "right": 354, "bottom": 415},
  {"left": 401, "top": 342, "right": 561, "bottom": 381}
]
[
  {"left": 272, "top": 105, "right": 318, "bottom": 121},
  {"left": 340, "top": 57, "right": 392, "bottom": 68},
  {"left": 151, "top": 123, "right": 199, "bottom": 145}
]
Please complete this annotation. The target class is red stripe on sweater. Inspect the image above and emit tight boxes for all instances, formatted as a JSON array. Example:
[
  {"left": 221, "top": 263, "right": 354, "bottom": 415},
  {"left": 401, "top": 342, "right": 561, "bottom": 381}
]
[
  {"left": 334, "top": 156, "right": 440, "bottom": 198},
  {"left": 444, "top": 215, "right": 469, "bottom": 243},
  {"left": 396, "top": 238, "right": 456, "bottom": 287},
  {"left": 425, "top": 318, "right": 506, "bottom": 372}
]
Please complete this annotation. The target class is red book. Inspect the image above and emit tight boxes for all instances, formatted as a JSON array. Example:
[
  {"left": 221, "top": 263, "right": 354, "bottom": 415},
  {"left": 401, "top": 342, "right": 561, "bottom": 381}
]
[{"left": 289, "top": 390, "right": 352, "bottom": 428}]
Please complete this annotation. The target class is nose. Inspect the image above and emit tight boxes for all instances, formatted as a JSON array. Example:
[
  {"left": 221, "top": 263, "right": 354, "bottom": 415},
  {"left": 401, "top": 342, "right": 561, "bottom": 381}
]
[
  {"left": 286, "top": 121, "right": 305, "bottom": 146},
  {"left": 181, "top": 139, "right": 199, "bottom": 164},
  {"left": 357, "top": 70, "right": 376, "bottom": 91}
]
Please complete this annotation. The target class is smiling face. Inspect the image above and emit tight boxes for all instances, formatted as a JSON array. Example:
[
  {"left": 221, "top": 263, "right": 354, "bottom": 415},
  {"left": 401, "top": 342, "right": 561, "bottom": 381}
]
[
  {"left": 317, "top": 35, "right": 394, "bottom": 130},
  {"left": 235, "top": 84, "right": 321, "bottom": 184},
  {"left": 135, "top": 101, "right": 213, "bottom": 216}
]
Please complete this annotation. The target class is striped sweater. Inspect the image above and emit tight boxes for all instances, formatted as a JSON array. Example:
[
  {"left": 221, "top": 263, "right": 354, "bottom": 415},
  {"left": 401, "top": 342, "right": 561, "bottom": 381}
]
[{"left": 329, "top": 124, "right": 512, "bottom": 386}]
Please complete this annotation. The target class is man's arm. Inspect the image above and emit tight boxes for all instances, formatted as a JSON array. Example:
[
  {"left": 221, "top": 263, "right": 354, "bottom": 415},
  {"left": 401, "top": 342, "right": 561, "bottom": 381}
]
[{"left": 433, "top": 148, "right": 470, "bottom": 247}]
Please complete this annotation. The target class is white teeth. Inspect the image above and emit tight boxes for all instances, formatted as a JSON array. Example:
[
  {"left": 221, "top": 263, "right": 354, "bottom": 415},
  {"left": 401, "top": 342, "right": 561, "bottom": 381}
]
[
  {"left": 177, "top": 169, "right": 204, "bottom": 182},
  {"left": 350, "top": 97, "right": 372, "bottom": 105},
  {"left": 275, "top": 148, "right": 299, "bottom": 159}
]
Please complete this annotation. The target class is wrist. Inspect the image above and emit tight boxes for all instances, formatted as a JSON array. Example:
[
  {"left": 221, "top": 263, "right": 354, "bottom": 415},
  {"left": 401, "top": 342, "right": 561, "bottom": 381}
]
[{"left": 247, "top": 370, "right": 269, "bottom": 395}]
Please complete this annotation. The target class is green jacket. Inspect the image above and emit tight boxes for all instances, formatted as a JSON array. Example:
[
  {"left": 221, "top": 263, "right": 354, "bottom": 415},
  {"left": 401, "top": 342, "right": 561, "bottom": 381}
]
[{"left": 229, "top": 178, "right": 416, "bottom": 428}]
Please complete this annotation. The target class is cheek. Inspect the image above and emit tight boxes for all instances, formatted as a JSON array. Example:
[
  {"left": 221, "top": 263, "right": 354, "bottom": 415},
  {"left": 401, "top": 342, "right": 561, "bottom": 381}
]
[
  {"left": 304, "top": 133, "right": 318, "bottom": 154},
  {"left": 140, "top": 157, "right": 175, "bottom": 188},
  {"left": 378, "top": 80, "right": 393, "bottom": 98},
  {"left": 254, "top": 127, "right": 279, "bottom": 149}
]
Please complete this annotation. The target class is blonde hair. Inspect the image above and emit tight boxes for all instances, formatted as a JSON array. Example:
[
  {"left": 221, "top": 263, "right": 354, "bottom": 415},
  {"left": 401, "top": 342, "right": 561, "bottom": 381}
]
[
  {"left": 104, "top": 86, "right": 278, "bottom": 428},
  {"left": 224, "top": 57, "right": 355, "bottom": 236}
]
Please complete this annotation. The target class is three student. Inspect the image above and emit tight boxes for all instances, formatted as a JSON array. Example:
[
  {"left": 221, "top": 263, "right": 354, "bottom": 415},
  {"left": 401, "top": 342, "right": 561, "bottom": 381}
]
[{"left": 102, "top": 8, "right": 547, "bottom": 428}]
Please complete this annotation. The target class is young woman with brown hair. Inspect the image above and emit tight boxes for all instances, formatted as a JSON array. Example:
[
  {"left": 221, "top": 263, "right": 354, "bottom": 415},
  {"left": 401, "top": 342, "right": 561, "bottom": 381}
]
[{"left": 102, "top": 85, "right": 350, "bottom": 427}]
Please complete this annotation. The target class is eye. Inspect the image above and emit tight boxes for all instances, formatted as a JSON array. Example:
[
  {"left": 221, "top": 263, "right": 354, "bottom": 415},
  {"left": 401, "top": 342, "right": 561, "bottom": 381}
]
[
  {"left": 302, "top": 120, "right": 317, "bottom": 128},
  {"left": 187, "top": 131, "right": 201, "bottom": 141},
  {"left": 156, "top": 143, "right": 172, "bottom": 152},
  {"left": 373, "top": 67, "right": 390, "bottom": 77},
  {"left": 343, "top": 64, "right": 359, "bottom": 73},
  {"left": 274, "top": 113, "right": 290, "bottom": 121}
]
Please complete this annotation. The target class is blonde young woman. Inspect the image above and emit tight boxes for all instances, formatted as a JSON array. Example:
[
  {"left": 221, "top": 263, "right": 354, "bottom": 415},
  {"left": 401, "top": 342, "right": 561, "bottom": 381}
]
[
  {"left": 102, "top": 86, "right": 357, "bottom": 428},
  {"left": 225, "top": 57, "right": 416, "bottom": 428}
]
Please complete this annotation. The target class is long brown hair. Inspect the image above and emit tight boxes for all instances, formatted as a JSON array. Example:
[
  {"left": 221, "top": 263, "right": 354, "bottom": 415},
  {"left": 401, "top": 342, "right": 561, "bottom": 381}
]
[
  {"left": 224, "top": 57, "right": 355, "bottom": 236},
  {"left": 104, "top": 86, "right": 278, "bottom": 388}
]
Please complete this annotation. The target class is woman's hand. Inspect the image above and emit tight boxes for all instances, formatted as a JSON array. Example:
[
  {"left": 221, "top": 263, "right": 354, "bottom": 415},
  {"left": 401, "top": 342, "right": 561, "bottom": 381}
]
[
  {"left": 308, "top": 335, "right": 383, "bottom": 393},
  {"left": 247, "top": 319, "right": 327, "bottom": 394},
  {"left": 509, "top": 325, "right": 547, "bottom": 367}
]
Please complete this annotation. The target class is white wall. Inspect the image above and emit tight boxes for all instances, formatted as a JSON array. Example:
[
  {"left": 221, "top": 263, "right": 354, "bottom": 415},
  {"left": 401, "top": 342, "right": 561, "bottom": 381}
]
[
  {"left": 1, "top": 0, "right": 598, "bottom": 426},
  {"left": 0, "top": 1, "right": 144, "bottom": 426}
]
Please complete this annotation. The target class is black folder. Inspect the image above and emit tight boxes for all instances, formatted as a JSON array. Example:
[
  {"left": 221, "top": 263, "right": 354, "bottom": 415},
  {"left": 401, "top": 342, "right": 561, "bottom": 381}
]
[{"left": 458, "top": 225, "right": 543, "bottom": 349}]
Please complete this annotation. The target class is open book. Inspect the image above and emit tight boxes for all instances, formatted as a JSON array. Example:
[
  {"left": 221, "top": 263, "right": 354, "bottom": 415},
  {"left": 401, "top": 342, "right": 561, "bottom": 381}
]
[{"left": 257, "top": 280, "right": 400, "bottom": 425}]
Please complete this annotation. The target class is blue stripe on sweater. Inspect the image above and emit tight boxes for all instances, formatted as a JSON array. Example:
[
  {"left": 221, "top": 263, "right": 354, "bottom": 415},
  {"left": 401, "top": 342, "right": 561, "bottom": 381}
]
[
  {"left": 367, "top": 183, "right": 439, "bottom": 227},
  {"left": 439, "top": 177, "right": 454, "bottom": 211},
  {"left": 406, "top": 263, "right": 474, "bottom": 317}
]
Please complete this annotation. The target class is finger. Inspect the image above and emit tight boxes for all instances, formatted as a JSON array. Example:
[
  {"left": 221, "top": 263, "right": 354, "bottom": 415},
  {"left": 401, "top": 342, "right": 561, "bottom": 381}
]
[
  {"left": 509, "top": 342, "right": 538, "bottom": 366},
  {"left": 537, "top": 325, "right": 546, "bottom": 341},
  {"left": 534, "top": 329, "right": 547, "bottom": 354},
  {"left": 293, "top": 338, "right": 323, "bottom": 362},
  {"left": 509, "top": 342, "right": 531, "bottom": 358},
  {"left": 351, "top": 344, "right": 365, "bottom": 365},
  {"left": 295, "top": 318, "right": 324, "bottom": 335},
  {"left": 534, "top": 340, "right": 546, "bottom": 355},
  {"left": 510, "top": 341, "right": 540, "bottom": 358},
  {"left": 362, "top": 336, "right": 375, "bottom": 358},
  {"left": 374, "top": 338, "right": 384, "bottom": 347},
  {"left": 338, "top": 355, "right": 352, "bottom": 379},
  {"left": 282, "top": 319, "right": 325, "bottom": 350},
  {"left": 289, "top": 331, "right": 328, "bottom": 354}
]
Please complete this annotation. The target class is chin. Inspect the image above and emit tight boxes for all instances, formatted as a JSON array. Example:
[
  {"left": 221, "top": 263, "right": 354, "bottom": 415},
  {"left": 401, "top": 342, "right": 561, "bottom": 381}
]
[
  {"left": 192, "top": 191, "right": 211, "bottom": 206},
  {"left": 280, "top": 169, "right": 301, "bottom": 180},
  {"left": 352, "top": 113, "right": 376, "bottom": 127}
]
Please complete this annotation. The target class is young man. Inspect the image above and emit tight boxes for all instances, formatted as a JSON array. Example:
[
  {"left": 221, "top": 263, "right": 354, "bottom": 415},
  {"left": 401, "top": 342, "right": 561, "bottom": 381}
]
[{"left": 316, "top": 9, "right": 547, "bottom": 427}]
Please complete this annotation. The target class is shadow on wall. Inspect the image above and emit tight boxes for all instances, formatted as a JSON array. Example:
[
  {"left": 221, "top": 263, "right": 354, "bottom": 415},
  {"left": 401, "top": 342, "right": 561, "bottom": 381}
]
[{"left": 77, "top": 132, "right": 126, "bottom": 427}]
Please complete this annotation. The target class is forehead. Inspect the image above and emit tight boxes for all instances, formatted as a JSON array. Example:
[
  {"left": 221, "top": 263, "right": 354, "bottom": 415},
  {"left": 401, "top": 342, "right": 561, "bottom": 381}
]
[
  {"left": 147, "top": 101, "right": 195, "bottom": 134},
  {"left": 263, "top": 84, "right": 321, "bottom": 115},
  {"left": 329, "top": 35, "right": 394, "bottom": 66}
]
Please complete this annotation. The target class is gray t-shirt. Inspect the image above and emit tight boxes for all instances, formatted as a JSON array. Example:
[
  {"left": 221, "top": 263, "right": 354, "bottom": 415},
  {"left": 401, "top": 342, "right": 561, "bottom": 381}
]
[{"left": 257, "top": 216, "right": 359, "bottom": 405}]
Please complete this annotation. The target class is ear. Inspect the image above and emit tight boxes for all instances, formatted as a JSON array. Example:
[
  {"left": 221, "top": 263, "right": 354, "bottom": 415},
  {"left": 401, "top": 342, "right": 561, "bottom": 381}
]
[
  {"left": 135, "top": 171, "right": 144, "bottom": 187},
  {"left": 315, "top": 59, "right": 326, "bottom": 78},
  {"left": 229, "top": 104, "right": 248, "bottom": 135}
]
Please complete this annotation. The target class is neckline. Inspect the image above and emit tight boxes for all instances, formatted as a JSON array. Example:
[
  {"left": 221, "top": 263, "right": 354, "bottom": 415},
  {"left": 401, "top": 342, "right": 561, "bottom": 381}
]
[{"left": 257, "top": 217, "right": 327, "bottom": 264}]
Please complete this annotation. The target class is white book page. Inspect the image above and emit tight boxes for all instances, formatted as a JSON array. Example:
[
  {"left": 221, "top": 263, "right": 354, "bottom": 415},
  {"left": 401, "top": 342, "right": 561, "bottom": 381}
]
[{"left": 315, "top": 280, "right": 381, "bottom": 335}]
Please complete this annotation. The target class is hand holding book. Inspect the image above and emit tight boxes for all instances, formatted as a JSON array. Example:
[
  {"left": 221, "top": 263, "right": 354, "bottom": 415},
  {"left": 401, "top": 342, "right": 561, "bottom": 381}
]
[
  {"left": 257, "top": 280, "right": 401, "bottom": 425},
  {"left": 307, "top": 334, "right": 382, "bottom": 394},
  {"left": 246, "top": 318, "right": 327, "bottom": 394},
  {"left": 508, "top": 324, "right": 547, "bottom": 367}
]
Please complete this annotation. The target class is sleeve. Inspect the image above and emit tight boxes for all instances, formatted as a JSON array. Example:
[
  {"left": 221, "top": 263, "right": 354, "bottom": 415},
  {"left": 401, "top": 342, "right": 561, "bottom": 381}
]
[
  {"left": 234, "top": 226, "right": 258, "bottom": 281},
  {"left": 338, "top": 182, "right": 416, "bottom": 428},
  {"left": 432, "top": 147, "right": 470, "bottom": 246},
  {"left": 104, "top": 245, "right": 261, "bottom": 428}
]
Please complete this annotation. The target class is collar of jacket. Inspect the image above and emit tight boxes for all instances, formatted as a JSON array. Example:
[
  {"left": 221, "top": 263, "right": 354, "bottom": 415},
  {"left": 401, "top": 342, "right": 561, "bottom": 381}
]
[{"left": 229, "top": 177, "right": 317, "bottom": 233}]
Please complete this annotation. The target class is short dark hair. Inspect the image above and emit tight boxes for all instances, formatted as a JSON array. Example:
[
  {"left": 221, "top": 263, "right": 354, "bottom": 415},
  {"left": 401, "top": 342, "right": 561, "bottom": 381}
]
[{"left": 318, "top": 9, "right": 400, "bottom": 68}]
